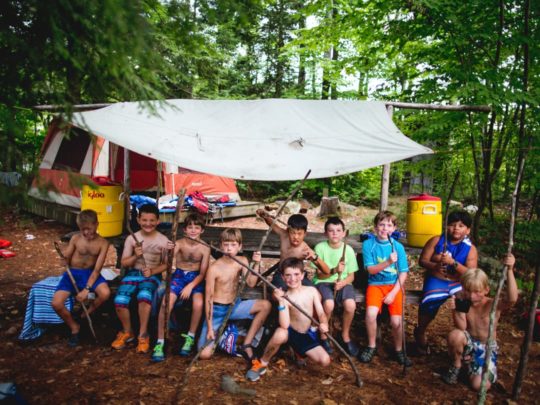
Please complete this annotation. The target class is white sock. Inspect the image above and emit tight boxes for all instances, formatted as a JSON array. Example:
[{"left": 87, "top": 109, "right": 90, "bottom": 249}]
[
  {"left": 187, "top": 332, "right": 195, "bottom": 338},
  {"left": 157, "top": 339, "right": 165, "bottom": 345}
]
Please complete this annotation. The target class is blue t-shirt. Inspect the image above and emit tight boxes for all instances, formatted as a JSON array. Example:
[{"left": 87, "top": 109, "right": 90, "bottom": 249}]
[
  {"left": 362, "top": 236, "right": 408, "bottom": 286},
  {"left": 434, "top": 235, "right": 472, "bottom": 266}
]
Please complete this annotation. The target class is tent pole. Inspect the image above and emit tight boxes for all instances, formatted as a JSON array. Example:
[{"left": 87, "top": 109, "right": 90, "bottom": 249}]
[{"left": 379, "top": 105, "right": 393, "bottom": 211}]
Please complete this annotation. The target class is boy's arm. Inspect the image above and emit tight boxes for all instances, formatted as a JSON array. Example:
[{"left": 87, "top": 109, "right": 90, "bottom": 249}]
[
  {"left": 335, "top": 272, "right": 354, "bottom": 291},
  {"left": 245, "top": 253, "right": 261, "bottom": 288},
  {"left": 419, "top": 236, "right": 441, "bottom": 272},
  {"left": 204, "top": 264, "right": 217, "bottom": 340},
  {"left": 62, "top": 235, "right": 78, "bottom": 267},
  {"left": 449, "top": 296, "right": 467, "bottom": 330},
  {"left": 256, "top": 209, "right": 288, "bottom": 237},
  {"left": 500, "top": 253, "right": 519, "bottom": 310},
  {"left": 273, "top": 288, "right": 290, "bottom": 329},
  {"left": 312, "top": 288, "right": 329, "bottom": 333},
  {"left": 120, "top": 235, "right": 139, "bottom": 268},
  {"left": 461, "top": 245, "right": 478, "bottom": 273},
  {"left": 366, "top": 253, "right": 397, "bottom": 275},
  {"left": 384, "top": 271, "right": 407, "bottom": 304}
]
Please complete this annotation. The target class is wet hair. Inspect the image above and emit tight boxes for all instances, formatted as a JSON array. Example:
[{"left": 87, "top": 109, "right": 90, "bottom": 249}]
[
  {"left": 219, "top": 228, "right": 242, "bottom": 244},
  {"left": 324, "top": 216, "right": 345, "bottom": 232},
  {"left": 138, "top": 204, "right": 159, "bottom": 218},
  {"left": 184, "top": 213, "right": 205, "bottom": 229},
  {"left": 374, "top": 210, "right": 397, "bottom": 227},
  {"left": 279, "top": 257, "right": 305, "bottom": 274},
  {"left": 77, "top": 209, "right": 98, "bottom": 225},
  {"left": 461, "top": 268, "right": 489, "bottom": 292},
  {"left": 448, "top": 210, "right": 472, "bottom": 228},
  {"left": 287, "top": 214, "right": 308, "bottom": 231}
]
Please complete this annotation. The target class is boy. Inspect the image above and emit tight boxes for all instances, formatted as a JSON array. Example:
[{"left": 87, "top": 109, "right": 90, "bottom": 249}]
[
  {"left": 256, "top": 209, "right": 329, "bottom": 289},
  {"left": 52, "top": 209, "right": 110, "bottom": 346},
  {"left": 359, "top": 211, "right": 411, "bottom": 366},
  {"left": 442, "top": 254, "right": 518, "bottom": 391},
  {"left": 198, "top": 228, "right": 271, "bottom": 361},
  {"left": 415, "top": 211, "right": 478, "bottom": 352},
  {"left": 312, "top": 217, "right": 359, "bottom": 356},
  {"left": 112, "top": 204, "right": 172, "bottom": 353},
  {"left": 246, "top": 257, "right": 331, "bottom": 382},
  {"left": 152, "top": 213, "right": 211, "bottom": 361}
]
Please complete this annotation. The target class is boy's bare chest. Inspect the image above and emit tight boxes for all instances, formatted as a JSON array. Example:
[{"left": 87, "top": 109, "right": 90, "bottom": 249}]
[
  {"left": 178, "top": 243, "right": 204, "bottom": 263},
  {"left": 75, "top": 240, "right": 100, "bottom": 257}
]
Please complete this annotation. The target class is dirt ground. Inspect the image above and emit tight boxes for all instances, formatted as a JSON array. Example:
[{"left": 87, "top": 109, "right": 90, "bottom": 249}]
[{"left": 0, "top": 207, "right": 538, "bottom": 404}]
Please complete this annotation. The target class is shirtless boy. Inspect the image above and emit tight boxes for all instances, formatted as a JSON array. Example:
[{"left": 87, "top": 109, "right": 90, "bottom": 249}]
[
  {"left": 52, "top": 209, "right": 110, "bottom": 346},
  {"left": 246, "top": 257, "right": 331, "bottom": 382},
  {"left": 442, "top": 254, "right": 518, "bottom": 391},
  {"left": 111, "top": 204, "right": 172, "bottom": 353},
  {"left": 152, "top": 213, "right": 211, "bottom": 361},
  {"left": 198, "top": 228, "right": 271, "bottom": 360}
]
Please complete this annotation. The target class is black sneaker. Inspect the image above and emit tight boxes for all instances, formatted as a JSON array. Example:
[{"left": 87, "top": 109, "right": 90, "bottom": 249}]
[
  {"left": 442, "top": 366, "right": 460, "bottom": 384},
  {"left": 395, "top": 350, "right": 413, "bottom": 367},
  {"left": 358, "top": 346, "right": 376, "bottom": 363},
  {"left": 343, "top": 340, "right": 359, "bottom": 357},
  {"left": 68, "top": 333, "right": 80, "bottom": 347},
  {"left": 321, "top": 339, "right": 333, "bottom": 354}
]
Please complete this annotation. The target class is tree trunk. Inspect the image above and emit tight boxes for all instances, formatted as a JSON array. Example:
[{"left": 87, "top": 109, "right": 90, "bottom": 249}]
[{"left": 319, "top": 197, "right": 340, "bottom": 217}]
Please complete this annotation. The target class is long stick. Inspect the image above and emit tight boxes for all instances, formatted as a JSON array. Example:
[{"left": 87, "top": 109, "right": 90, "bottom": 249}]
[
  {"left": 163, "top": 188, "right": 186, "bottom": 347},
  {"left": 123, "top": 193, "right": 147, "bottom": 268},
  {"left": 388, "top": 236, "right": 407, "bottom": 376},
  {"left": 478, "top": 156, "right": 526, "bottom": 404},
  {"left": 184, "top": 235, "right": 363, "bottom": 387},
  {"left": 328, "top": 230, "right": 349, "bottom": 330},
  {"left": 53, "top": 241, "right": 97, "bottom": 341},
  {"left": 442, "top": 171, "right": 460, "bottom": 253}
]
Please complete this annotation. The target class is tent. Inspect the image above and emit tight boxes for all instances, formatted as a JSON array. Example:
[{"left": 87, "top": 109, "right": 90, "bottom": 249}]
[
  {"left": 28, "top": 118, "right": 240, "bottom": 208},
  {"left": 71, "top": 99, "right": 433, "bottom": 181}
]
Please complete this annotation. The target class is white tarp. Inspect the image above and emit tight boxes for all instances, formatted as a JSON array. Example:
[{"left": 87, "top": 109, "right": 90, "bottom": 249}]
[{"left": 72, "top": 99, "right": 432, "bottom": 181}]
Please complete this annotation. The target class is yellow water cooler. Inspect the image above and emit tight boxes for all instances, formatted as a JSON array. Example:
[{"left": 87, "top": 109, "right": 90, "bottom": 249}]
[
  {"left": 406, "top": 194, "right": 442, "bottom": 248},
  {"left": 80, "top": 185, "right": 124, "bottom": 237}
]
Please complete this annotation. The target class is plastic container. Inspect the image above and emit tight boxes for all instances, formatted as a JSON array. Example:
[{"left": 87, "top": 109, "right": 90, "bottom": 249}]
[
  {"left": 80, "top": 185, "right": 124, "bottom": 237},
  {"left": 406, "top": 193, "right": 442, "bottom": 248}
]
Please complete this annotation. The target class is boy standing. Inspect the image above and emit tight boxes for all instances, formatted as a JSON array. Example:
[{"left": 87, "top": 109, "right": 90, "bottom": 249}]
[
  {"left": 112, "top": 204, "right": 172, "bottom": 353},
  {"left": 415, "top": 211, "right": 478, "bottom": 352},
  {"left": 359, "top": 211, "right": 411, "bottom": 366},
  {"left": 312, "top": 217, "right": 359, "bottom": 356},
  {"left": 442, "top": 254, "right": 518, "bottom": 391},
  {"left": 198, "top": 228, "right": 271, "bottom": 361},
  {"left": 246, "top": 258, "right": 331, "bottom": 382},
  {"left": 52, "top": 209, "right": 111, "bottom": 346},
  {"left": 152, "top": 213, "right": 211, "bottom": 361}
]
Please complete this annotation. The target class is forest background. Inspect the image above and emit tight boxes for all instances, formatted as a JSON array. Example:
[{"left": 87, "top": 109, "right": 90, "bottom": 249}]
[{"left": 0, "top": 0, "right": 538, "bottom": 274}]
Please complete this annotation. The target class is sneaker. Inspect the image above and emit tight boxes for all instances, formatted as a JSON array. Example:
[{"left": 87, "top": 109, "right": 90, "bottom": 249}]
[
  {"left": 294, "top": 351, "right": 307, "bottom": 367},
  {"left": 395, "top": 350, "right": 413, "bottom": 367},
  {"left": 68, "top": 333, "right": 79, "bottom": 347},
  {"left": 442, "top": 366, "right": 460, "bottom": 385},
  {"left": 245, "top": 359, "right": 267, "bottom": 382},
  {"left": 343, "top": 340, "right": 359, "bottom": 357},
  {"left": 179, "top": 334, "right": 195, "bottom": 357},
  {"left": 321, "top": 339, "right": 333, "bottom": 354},
  {"left": 136, "top": 336, "right": 150, "bottom": 354},
  {"left": 111, "top": 331, "right": 135, "bottom": 350},
  {"left": 358, "top": 346, "right": 376, "bottom": 363},
  {"left": 152, "top": 343, "right": 165, "bottom": 362}
]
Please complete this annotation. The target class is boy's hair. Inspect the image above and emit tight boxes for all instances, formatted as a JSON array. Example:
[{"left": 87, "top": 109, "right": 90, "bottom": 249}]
[
  {"left": 77, "top": 209, "right": 98, "bottom": 225},
  {"left": 374, "top": 210, "right": 397, "bottom": 227},
  {"left": 184, "top": 213, "right": 205, "bottom": 229},
  {"left": 287, "top": 214, "right": 308, "bottom": 231},
  {"left": 220, "top": 228, "right": 242, "bottom": 244},
  {"left": 138, "top": 204, "right": 159, "bottom": 218},
  {"left": 279, "top": 257, "right": 305, "bottom": 274},
  {"left": 324, "top": 216, "right": 345, "bottom": 232},
  {"left": 461, "top": 268, "right": 489, "bottom": 291},
  {"left": 448, "top": 210, "right": 473, "bottom": 228}
]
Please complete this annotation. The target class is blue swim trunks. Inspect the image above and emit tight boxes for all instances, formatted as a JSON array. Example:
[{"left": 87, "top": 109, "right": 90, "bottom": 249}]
[
  {"left": 419, "top": 275, "right": 462, "bottom": 317},
  {"left": 55, "top": 268, "right": 107, "bottom": 294},
  {"left": 197, "top": 299, "right": 256, "bottom": 350},
  {"left": 114, "top": 269, "right": 161, "bottom": 308},
  {"left": 170, "top": 268, "right": 204, "bottom": 297},
  {"left": 288, "top": 326, "right": 321, "bottom": 356}
]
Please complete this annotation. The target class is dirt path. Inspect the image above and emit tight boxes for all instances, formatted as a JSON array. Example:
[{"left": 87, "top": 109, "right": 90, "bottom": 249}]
[{"left": 0, "top": 209, "right": 538, "bottom": 404}]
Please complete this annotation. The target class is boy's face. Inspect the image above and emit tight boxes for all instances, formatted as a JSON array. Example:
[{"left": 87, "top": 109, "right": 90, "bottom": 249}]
[
  {"left": 79, "top": 221, "right": 98, "bottom": 240},
  {"left": 464, "top": 287, "right": 489, "bottom": 306},
  {"left": 374, "top": 218, "right": 395, "bottom": 240},
  {"left": 447, "top": 220, "right": 470, "bottom": 241},
  {"left": 184, "top": 222, "right": 204, "bottom": 239},
  {"left": 287, "top": 228, "right": 306, "bottom": 247},
  {"left": 282, "top": 266, "right": 304, "bottom": 289},
  {"left": 221, "top": 240, "right": 242, "bottom": 257},
  {"left": 325, "top": 223, "right": 345, "bottom": 245},
  {"left": 137, "top": 212, "right": 159, "bottom": 234}
]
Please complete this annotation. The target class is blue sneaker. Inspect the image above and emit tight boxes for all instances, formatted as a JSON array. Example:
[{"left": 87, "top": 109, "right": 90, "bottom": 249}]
[
  {"left": 151, "top": 343, "right": 165, "bottom": 362},
  {"left": 179, "top": 334, "right": 195, "bottom": 356},
  {"left": 245, "top": 359, "right": 267, "bottom": 382}
]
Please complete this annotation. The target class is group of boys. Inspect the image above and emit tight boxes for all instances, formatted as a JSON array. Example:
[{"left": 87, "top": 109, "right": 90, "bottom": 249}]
[{"left": 51, "top": 204, "right": 518, "bottom": 392}]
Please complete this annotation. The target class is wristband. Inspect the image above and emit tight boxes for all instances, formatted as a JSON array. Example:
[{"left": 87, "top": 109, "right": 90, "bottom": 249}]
[
  {"left": 312, "top": 254, "right": 319, "bottom": 262},
  {"left": 84, "top": 285, "right": 91, "bottom": 291},
  {"left": 277, "top": 305, "right": 286, "bottom": 311}
]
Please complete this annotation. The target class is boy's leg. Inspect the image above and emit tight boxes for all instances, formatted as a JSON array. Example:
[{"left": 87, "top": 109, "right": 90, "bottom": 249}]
[
  {"left": 87, "top": 283, "right": 111, "bottom": 315},
  {"left": 246, "top": 327, "right": 288, "bottom": 382},
  {"left": 305, "top": 345, "right": 331, "bottom": 367},
  {"left": 242, "top": 299, "right": 271, "bottom": 358},
  {"left": 342, "top": 298, "right": 355, "bottom": 341},
  {"left": 156, "top": 293, "right": 179, "bottom": 341},
  {"left": 441, "top": 329, "right": 467, "bottom": 384},
  {"left": 318, "top": 283, "right": 335, "bottom": 353},
  {"left": 198, "top": 304, "right": 228, "bottom": 360},
  {"left": 365, "top": 306, "right": 379, "bottom": 348},
  {"left": 136, "top": 277, "right": 160, "bottom": 337},
  {"left": 188, "top": 292, "right": 204, "bottom": 335},
  {"left": 389, "top": 314, "right": 403, "bottom": 351},
  {"left": 51, "top": 290, "right": 79, "bottom": 334}
]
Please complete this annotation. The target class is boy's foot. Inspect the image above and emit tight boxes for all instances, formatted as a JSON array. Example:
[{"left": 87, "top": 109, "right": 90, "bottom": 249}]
[
  {"left": 343, "top": 340, "right": 359, "bottom": 357},
  {"left": 294, "top": 351, "right": 307, "bottom": 367},
  {"left": 321, "top": 339, "right": 333, "bottom": 354},
  {"left": 245, "top": 359, "right": 267, "bottom": 382},
  {"left": 111, "top": 331, "right": 135, "bottom": 350},
  {"left": 152, "top": 342, "right": 165, "bottom": 362},
  {"left": 68, "top": 333, "right": 79, "bottom": 347},
  {"left": 395, "top": 350, "right": 413, "bottom": 367},
  {"left": 237, "top": 343, "right": 255, "bottom": 363},
  {"left": 358, "top": 346, "right": 376, "bottom": 363},
  {"left": 179, "top": 334, "right": 195, "bottom": 357},
  {"left": 136, "top": 336, "right": 150, "bottom": 354},
  {"left": 442, "top": 366, "right": 460, "bottom": 385}
]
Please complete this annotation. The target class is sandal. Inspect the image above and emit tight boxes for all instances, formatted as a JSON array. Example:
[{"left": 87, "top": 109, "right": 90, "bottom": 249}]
[
  {"left": 358, "top": 346, "right": 376, "bottom": 363},
  {"left": 442, "top": 366, "right": 460, "bottom": 385},
  {"left": 237, "top": 343, "right": 255, "bottom": 364}
]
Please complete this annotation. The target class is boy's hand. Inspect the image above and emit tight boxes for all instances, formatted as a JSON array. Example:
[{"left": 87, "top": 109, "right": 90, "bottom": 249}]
[
  {"left": 252, "top": 251, "right": 262, "bottom": 263},
  {"left": 337, "top": 260, "right": 345, "bottom": 274},
  {"left": 142, "top": 267, "right": 152, "bottom": 278},
  {"left": 503, "top": 253, "right": 515, "bottom": 269},
  {"left": 319, "top": 322, "right": 329, "bottom": 334},
  {"left": 134, "top": 245, "right": 143, "bottom": 258},
  {"left": 256, "top": 209, "right": 267, "bottom": 218},
  {"left": 335, "top": 280, "right": 346, "bottom": 291},
  {"left": 388, "top": 252, "right": 398, "bottom": 264},
  {"left": 383, "top": 291, "right": 397, "bottom": 305},
  {"left": 167, "top": 241, "right": 175, "bottom": 250},
  {"left": 180, "top": 284, "right": 193, "bottom": 300},
  {"left": 207, "top": 328, "right": 215, "bottom": 341},
  {"left": 273, "top": 288, "right": 285, "bottom": 301},
  {"left": 76, "top": 289, "right": 88, "bottom": 303},
  {"left": 304, "top": 247, "right": 316, "bottom": 261},
  {"left": 440, "top": 252, "right": 454, "bottom": 265}
]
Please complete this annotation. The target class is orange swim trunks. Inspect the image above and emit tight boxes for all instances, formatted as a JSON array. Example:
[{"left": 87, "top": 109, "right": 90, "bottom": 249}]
[{"left": 365, "top": 284, "right": 403, "bottom": 316}]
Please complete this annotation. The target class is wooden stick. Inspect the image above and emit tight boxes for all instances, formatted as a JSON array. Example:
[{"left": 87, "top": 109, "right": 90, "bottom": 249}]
[
  {"left": 163, "top": 188, "right": 186, "bottom": 347},
  {"left": 184, "top": 235, "right": 363, "bottom": 387},
  {"left": 478, "top": 155, "right": 525, "bottom": 403},
  {"left": 53, "top": 241, "right": 97, "bottom": 341},
  {"left": 388, "top": 236, "right": 407, "bottom": 376},
  {"left": 328, "top": 230, "right": 349, "bottom": 330},
  {"left": 442, "top": 171, "right": 460, "bottom": 254},
  {"left": 123, "top": 193, "right": 147, "bottom": 268}
]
